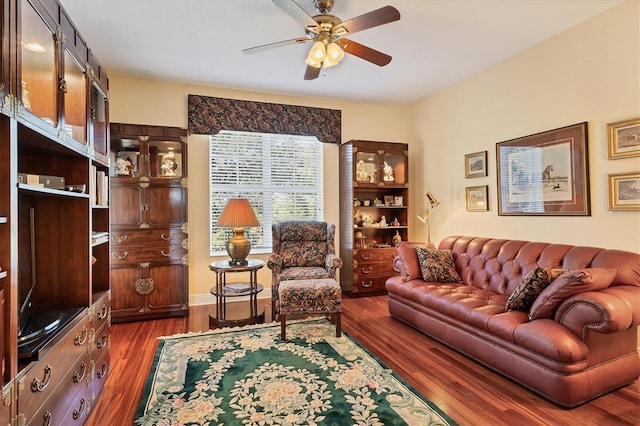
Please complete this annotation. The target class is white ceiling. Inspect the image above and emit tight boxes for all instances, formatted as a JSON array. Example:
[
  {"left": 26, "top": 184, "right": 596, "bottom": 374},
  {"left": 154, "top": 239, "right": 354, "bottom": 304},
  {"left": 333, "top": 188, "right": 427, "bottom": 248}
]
[{"left": 59, "top": 0, "right": 622, "bottom": 105}]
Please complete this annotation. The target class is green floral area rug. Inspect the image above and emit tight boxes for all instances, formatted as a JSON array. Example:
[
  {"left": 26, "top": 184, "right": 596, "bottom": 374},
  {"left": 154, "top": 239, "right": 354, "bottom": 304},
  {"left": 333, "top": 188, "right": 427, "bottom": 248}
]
[{"left": 135, "top": 319, "right": 457, "bottom": 425}]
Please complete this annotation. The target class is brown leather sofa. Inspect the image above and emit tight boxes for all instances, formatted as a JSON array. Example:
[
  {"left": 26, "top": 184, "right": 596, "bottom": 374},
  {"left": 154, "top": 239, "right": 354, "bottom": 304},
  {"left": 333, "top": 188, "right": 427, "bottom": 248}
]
[{"left": 385, "top": 235, "right": 640, "bottom": 407}]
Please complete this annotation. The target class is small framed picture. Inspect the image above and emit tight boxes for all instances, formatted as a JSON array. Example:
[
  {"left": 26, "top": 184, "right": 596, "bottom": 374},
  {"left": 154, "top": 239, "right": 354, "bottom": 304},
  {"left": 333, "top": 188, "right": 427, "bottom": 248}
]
[
  {"left": 464, "top": 151, "right": 488, "bottom": 178},
  {"left": 608, "top": 172, "right": 640, "bottom": 211},
  {"left": 607, "top": 117, "right": 640, "bottom": 159},
  {"left": 384, "top": 195, "right": 393, "bottom": 207},
  {"left": 466, "top": 185, "right": 489, "bottom": 212}
]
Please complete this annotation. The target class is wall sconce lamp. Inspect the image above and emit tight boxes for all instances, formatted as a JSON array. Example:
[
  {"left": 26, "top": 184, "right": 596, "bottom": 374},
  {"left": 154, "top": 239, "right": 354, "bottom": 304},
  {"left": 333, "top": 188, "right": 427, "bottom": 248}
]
[
  {"left": 216, "top": 198, "right": 260, "bottom": 266},
  {"left": 417, "top": 192, "right": 440, "bottom": 242}
]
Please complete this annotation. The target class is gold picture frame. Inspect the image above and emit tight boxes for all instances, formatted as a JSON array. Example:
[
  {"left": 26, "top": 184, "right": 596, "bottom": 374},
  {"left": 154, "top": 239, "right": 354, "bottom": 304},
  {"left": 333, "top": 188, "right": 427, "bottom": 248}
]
[
  {"left": 607, "top": 117, "right": 640, "bottom": 159},
  {"left": 464, "top": 151, "right": 488, "bottom": 178},
  {"left": 608, "top": 172, "right": 640, "bottom": 211},
  {"left": 466, "top": 185, "right": 488, "bottom": 212}
]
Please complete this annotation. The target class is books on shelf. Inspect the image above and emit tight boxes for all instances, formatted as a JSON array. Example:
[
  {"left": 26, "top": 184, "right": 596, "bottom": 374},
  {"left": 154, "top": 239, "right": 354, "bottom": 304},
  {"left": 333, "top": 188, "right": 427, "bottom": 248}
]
[
  {"left": 91, "top": 166, "right": 108, "bottom": 206},
  {"left": 92, "top": 231, "right": 109, "bottom": 245},
  {"left": 223, "top": 283, "right": 252, "bottom": 293}
]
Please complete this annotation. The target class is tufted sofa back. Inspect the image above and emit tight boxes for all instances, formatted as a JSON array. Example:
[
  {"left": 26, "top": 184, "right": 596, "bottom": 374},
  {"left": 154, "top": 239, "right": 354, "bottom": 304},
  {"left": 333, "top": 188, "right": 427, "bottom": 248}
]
[
  {"left": 272, "top": 220, "right": 336, "bottom": 268},
  {"left": 439, "top": 236, "right": 640, "bottom": 296}
]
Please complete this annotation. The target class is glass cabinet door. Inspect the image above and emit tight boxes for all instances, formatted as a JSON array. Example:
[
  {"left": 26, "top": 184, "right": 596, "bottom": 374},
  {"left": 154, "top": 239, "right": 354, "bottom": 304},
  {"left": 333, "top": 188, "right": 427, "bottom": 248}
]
[
  {"left": 111, "top": 137, "right": 140, "bottom": 178},
  {"left": 383, "top": 153, "right": 407, "bottom": 185},
  {"left": 20, "top": 0, "right": 58, "bottom": 127},
  {"left": 63, "top": 50, "right": 87, "bottom": 143},
  {"left": 149, "top": 141, "right": 184, "bottom": 178},
  {"left": 354, "top": 150, "right": 379, "bottom": 184},
  {"left": 91, "top": 83, "right": 108, "bottom": 161}
]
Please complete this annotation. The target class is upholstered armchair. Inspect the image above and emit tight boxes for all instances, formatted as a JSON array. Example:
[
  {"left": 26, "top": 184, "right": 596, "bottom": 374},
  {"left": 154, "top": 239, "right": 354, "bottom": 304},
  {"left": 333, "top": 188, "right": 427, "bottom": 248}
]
[{"left": 267, "top": 220, "right": 342, "bottom": 317}]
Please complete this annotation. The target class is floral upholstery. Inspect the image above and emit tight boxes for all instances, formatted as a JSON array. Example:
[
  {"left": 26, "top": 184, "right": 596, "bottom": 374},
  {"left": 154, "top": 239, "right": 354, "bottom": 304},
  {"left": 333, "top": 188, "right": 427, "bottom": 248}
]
[
  {"left": 268, "top": 221, "right": 343, "bottom": 317},
  {"left": 278, "top": 279, "right": 342, "bottom": 315},
  {"left": 278, "top": 278, "right": 342, "bottom": 340}
]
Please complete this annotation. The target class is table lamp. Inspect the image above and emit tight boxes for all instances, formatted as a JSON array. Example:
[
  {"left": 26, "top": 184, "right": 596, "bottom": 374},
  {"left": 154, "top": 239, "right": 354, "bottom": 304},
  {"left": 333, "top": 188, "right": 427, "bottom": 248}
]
[{"left": 216, "top": 198, "right": 260, "bottom": 266}]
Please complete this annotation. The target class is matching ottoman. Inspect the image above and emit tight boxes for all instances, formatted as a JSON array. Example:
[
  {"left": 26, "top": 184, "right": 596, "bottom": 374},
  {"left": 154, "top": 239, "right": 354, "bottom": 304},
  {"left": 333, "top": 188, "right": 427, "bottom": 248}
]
[{"left": 277, "top": 278, "right": 342, "bottom": 340}]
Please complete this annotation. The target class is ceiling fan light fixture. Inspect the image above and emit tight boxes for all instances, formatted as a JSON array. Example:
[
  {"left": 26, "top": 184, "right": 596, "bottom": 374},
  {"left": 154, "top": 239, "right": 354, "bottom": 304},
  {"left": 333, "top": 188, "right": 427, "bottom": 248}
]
[
  {"left": 326, "top": 42, "right": 344, "bottom": 62},
  {"left": 305, "top": 40, "right": 326, "bottom": 68}
]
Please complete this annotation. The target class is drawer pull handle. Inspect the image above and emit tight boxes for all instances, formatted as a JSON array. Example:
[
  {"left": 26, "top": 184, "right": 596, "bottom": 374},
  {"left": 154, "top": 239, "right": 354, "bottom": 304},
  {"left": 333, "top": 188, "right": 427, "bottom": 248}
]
[
  {"left": 73, "top": 361, "right": 87, "bottom": 383},
  {"left": 361, "top": 267, "right": 373, "bottom": 274},
  {"left": 361, "top": 281, "right": 373, "bottom": 288},
  {"left": 72, "top": 398, "right": 87, "bottom": 420},
  {"left": 75, "top": 327, "right": 88, "bottom": 346},
  {"left": 97, "top": 304, "right": 108, "bottom": 320},
  {"left": 361, "top": 253, "right": 373, "bottom": 260},
  {"left": 97, "top": 361, "right": 109, "bottom": 379},
  {"left": 111, "top": 251, "right": 129, "bottom": 260},
  {"left": 31, "top": 365, "right": 52, "bottom": 392},
  {"left": 43, "top": 411, "right": 51, "bottom": 426},
  {"left": 161, "top": 249, "right": 174, "bottom": 257},
  {"left": 161, "top": 233, "right": 174, "bottom": 241},
  {"left": 97, "top": 332, "right": 108, "bottom": 349},
  {"left": 112, "top": 234, "right": 128, "bottom": 243}
]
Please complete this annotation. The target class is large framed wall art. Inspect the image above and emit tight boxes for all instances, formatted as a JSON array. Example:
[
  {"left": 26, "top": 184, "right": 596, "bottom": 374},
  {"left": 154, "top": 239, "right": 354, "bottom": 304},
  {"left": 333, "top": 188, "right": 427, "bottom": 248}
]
[{"left": 496, "top": 122, "right": 590, "bottom": 216}]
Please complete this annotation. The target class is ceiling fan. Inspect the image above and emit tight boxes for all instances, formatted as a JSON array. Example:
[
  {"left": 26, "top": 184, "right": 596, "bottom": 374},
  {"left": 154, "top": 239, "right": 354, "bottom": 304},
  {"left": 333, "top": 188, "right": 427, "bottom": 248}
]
[{"left": 243, "top": 0, "right": 401, "bottom": 80}]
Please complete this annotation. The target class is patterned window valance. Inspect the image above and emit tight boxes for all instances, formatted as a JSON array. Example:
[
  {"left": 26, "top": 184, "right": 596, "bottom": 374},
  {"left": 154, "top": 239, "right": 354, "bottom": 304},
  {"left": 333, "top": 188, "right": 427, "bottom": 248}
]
[{"left": 187, "top": 94, "right": 341, "bottom": 144}]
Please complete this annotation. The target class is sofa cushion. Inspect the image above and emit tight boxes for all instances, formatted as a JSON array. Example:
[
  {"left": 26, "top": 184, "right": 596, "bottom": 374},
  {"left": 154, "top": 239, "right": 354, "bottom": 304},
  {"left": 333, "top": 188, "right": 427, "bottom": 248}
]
[
  {"left": 529, "top": 268, "right": 617, "bottom": 320},
  {"left": 416, "top": 248, "right": 461, "bottom": 283},
  {"left": 505, "top": 267, "right": 566, "bottom": 312},
  {"left": 397, "top": 241, "right": 436, "bottom": 280}
]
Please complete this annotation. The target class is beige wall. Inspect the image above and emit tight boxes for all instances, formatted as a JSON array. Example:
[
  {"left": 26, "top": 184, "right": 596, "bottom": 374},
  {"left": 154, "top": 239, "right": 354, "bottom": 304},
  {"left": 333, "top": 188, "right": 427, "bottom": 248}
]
[
  {"left": 108, "top": 81, "right": 410, "bottom": 303},
  {"left": 109, "top": 0, "right": 639, "bottom": 305},
  {"left": 409, "top": 0, "right": 640, "bottom": 252}
]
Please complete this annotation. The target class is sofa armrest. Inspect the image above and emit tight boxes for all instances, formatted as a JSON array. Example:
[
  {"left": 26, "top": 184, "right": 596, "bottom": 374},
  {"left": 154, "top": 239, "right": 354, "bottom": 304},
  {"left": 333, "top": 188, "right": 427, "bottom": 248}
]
[
  {"left": 325, "top": 254, "right": 343, "bottom": 278},
  {"left": 554, "top": 285, "right": 640, "bottom": 339}
]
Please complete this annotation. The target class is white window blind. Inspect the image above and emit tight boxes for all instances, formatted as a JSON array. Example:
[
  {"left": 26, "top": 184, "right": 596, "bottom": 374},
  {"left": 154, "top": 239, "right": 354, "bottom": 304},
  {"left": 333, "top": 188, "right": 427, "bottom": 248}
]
[{"left": 210, "top": 131, "right": 324, "bottom": 255}]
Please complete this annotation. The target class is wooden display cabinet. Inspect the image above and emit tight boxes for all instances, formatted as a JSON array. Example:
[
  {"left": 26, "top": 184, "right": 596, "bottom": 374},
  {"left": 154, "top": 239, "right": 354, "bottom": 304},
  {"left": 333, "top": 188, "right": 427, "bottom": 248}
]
[
  {"left": 0, "top": 0, "right": 111, "bottom": 423},
  {"left": 339, "top": 140, "right": 409, "bottom": 296},
  {"left": 109, "top": 123, "right": 189, "bottom": 323}
]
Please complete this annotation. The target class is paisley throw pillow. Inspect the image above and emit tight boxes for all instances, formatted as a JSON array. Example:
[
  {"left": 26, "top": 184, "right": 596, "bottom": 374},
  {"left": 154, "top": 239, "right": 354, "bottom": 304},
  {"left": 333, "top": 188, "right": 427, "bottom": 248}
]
[
  {"left": 415, "top": 247, "right": 461, "bottom": 283},
  {"left": 505, "top": 267, "right": 566, "bottom": 312}
]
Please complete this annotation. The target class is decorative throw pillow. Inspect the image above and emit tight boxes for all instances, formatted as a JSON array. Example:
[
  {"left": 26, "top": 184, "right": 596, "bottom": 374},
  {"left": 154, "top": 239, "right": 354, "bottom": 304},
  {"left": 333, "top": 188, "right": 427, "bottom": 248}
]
[
  {"left": 415, "top": 247, "right": 461, "bottom": 283},
  {"left": 529, "top": 268, "right": 617, "bottom": 320},
  {"left": 505, "top": 267, "right": 566, "bottom": 312},
  {"left": 397, "top": 241, "right": 436, "bottom": 280}
]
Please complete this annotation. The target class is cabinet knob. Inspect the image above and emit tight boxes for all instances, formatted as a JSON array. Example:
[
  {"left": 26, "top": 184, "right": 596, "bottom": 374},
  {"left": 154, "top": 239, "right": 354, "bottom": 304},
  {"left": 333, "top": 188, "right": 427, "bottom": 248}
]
[
  {"left": 361, "top": 253, "right": 373, "bottom": 260},
  {"left": 73, "top": 361, "right": 87, "bottom": 383},
  {"left": 74, "top": 327, "right": 88, "bottom": 345},
  {"left": 361, "top": 266, "right": 373, "bottom": 274},
  {"left": 161, "top": 249, "right": 175, "bottom": 257},
  {"left": 361, "top": 281, "right": 373, "bottom": 288},
  {"left": 160, "top": 233, "right": 174, "bottom": 241},
  {"left": 97, "top": 361, "right": 109, "bottom": 379},
  {"left": 72, "top": 398, "right": 87, "bottom": 420},
  {"left": 31, "top": 364, "right": 52, "bottom": 392},
  {"left": 111, "top": 251, "right": 129, "bottom": 260},
  {"left": 112, "top": 234, "right": 128, "bottom": 243}
]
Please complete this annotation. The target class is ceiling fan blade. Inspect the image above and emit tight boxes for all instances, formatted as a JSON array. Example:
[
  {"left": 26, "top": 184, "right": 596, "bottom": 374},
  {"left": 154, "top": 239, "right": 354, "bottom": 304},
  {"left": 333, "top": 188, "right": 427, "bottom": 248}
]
[
  {"left": 333, "top": 5, "right": 400, "bottom": 35},
  {"left": 304, "top": 65, "right": 321, "bottom": 80},
  {"left": 273, "top": 0, "right": 319, "bottom": 29},
  {"left": 243, "top": 37, "right": 311, "bottom": 54},
  {"left": 338, "top": 39, "right": 392, "bottom": 66}
]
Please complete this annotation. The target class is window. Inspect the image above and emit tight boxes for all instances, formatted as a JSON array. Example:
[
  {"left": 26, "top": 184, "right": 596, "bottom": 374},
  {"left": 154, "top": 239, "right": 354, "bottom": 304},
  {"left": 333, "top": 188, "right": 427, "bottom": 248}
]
[{"left": 210, "top": 131, "right": 324, "bottom": 255}]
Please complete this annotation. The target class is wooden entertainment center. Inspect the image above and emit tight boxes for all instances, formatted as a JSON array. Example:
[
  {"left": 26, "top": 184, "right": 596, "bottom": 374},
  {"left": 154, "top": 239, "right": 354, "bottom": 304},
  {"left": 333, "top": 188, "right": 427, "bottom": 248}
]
[{"left": 0, "top": 0, "right": 111, "bottom": 424}]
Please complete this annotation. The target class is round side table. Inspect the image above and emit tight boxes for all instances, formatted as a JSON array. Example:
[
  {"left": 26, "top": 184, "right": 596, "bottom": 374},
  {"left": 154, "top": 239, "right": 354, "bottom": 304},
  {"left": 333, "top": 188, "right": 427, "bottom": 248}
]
[{"left": 209, "top": 259, "right": 265, "bottom": 328}]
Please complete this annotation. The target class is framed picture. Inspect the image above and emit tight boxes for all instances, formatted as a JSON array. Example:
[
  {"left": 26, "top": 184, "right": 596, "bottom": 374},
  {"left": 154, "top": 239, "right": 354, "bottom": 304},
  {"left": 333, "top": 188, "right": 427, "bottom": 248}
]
[
  {"left": 496, "top": 122, "right": 590, "bottom": 216},
  {"left": 608, "top": 172, "right": 640, "bottom": 211},
  {"left": 464, "top": 151, "right": 488, "bottom": 178},
  {"left": 384, "top": 195, "right": 393, "bottom": 207},
  {"left": 466, "top": 185, "right": 488, "bottom": 212},
  {"left": 607, "top": 117, "right": 640, "bottom": 159}
]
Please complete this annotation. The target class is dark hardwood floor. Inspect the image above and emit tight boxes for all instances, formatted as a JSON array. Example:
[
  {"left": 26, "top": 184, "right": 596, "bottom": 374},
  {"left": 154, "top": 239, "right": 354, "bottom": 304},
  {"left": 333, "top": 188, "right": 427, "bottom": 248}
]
[{"left": 86, "top": 295, "right": 640, "bottom": 425}]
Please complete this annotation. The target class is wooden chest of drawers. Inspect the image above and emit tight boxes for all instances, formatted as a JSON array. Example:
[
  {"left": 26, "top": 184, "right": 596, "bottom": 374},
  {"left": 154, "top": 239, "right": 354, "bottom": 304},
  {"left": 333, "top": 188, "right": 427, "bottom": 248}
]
[
  {"left": 351, "top": 247, "right": 398, "bottom": 294},
  {"left": 18, "top": 311, "right": 91, "bottom": 425}
]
